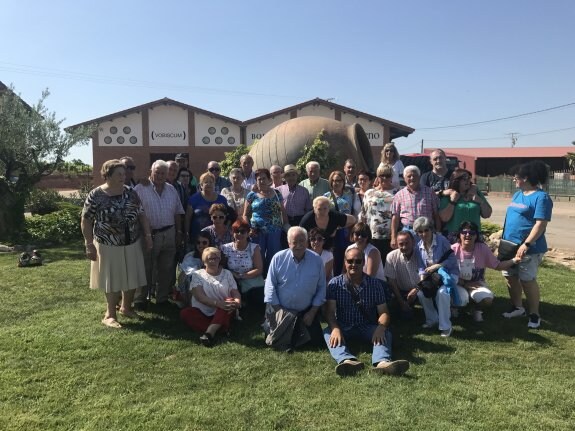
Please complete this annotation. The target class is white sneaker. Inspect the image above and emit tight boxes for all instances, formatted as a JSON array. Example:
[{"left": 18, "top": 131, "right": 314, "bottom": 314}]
[
  {"left": 472, "top": 310, "right": 484, "bottom": 322},
  {"left": 502, "top": 306, "right": 526, "bottom": 319},
  {"left": 527, "top": 313, "right": 541, "bottom": 329},
  {"left": 440, "top": 327, "right": 452, "bottom": 337}
]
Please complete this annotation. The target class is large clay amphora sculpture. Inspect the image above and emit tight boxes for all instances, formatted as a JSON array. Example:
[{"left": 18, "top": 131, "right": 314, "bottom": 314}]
[{"left": 248, "top": 116, "right": 374, "bottom": 171}]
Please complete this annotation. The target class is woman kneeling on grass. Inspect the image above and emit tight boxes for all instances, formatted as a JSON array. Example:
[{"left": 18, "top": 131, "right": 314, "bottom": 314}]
[
  {"left": 451, "top": 221, "right": 520, "bottom": 322},
  {"left": 81, "top": 159, "right": 153, "bottom": 328},
  {"left": 180, "top": 247, "right": 241, "bottom": 346}
]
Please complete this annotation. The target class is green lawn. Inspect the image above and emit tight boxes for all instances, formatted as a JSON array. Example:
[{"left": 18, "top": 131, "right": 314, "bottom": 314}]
[{"left": 1, "top": 245, "right": 574, "bottom": 431}]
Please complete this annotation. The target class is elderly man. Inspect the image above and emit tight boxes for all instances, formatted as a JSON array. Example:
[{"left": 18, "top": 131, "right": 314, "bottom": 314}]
[
  {"left": 263, "top": 227, "right": 326, "bottom": 352},
  {"left": 240, "top": 154, "right": 256, "bottom": 191},
  {"left": 390, "top": 165, "right": 440, "bottom": 249},
  {"left": 324, "top": 247, "right": 410, "bottom": 376},
  {"left": 421, "top": 149, "right": 453, "bottom": 196},
  {"left": 270, "top": 165, "right": 284, "bottom": 187},
  {"left": 120, "top": 156, "right": 137, "bottom": 187},
  {"left": 207, "top": 161, "right": 231, "bottom": 194},
  {"left": 343, "top": 158, "right": 358, "bottom": 188},
  {"left": 385, "top": 230, "right": 422, "bottom": 318},
  {"left": 134, "top": 160, "right": 185, "bottom": 309},
  {"left": 276, "top": 164, "right": 312, "bottom": 227},
  {"left": 167, "top": 160, "right": 179, "bottom": 185},
  {"left": 299, "top": 161, "right": 330, "bottom": 200}
]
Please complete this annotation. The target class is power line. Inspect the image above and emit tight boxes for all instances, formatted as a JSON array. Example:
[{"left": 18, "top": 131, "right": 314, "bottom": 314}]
[{"left": 418, "top": 102, "right": 575, "bottom": 130}]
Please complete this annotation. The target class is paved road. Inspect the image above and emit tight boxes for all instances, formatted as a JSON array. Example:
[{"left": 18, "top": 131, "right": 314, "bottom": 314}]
[{"left": 487, "top": 195, "right": 575, "bottom": 252}]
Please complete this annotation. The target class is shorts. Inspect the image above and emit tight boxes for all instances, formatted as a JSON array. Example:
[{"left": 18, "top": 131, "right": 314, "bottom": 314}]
[{"left": 501, "top": 253, "right": 544, "bottom": 282}]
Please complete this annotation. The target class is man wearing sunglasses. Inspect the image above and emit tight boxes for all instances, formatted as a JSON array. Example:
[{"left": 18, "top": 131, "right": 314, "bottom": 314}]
[
  {"left": 323, "top": 247, "right": 410, "bottom": 376},
  {"left": 207, "top": 161, "right": 231, "bottom": 194},
  {"left": 120, "top": 156, "right": 137, "bottom": 187}
]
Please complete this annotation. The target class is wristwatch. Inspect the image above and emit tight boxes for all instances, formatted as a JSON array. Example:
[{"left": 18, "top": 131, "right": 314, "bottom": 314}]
[{"left": 524, "top": 242, "right": 531, "bottom": 248}]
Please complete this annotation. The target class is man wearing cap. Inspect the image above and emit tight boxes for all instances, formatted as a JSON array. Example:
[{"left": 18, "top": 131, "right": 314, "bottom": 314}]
[
  {"left": 277, "top": 165, "right": 312, "bottom": 248},
  {"left": 207, "top": 161, "right": 231, "bottom": 194},
  {"left": 299, "top": 161, "right": 331, "bottom": 200},
  {"left": 175, "top": 153, "right": 188, "bottom": 170}
]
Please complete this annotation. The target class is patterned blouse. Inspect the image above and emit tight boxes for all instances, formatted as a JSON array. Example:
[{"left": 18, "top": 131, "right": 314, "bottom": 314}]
[
  {"left": 246, "top": 190, "right": 283, "bottom": 233},
  {"left": 360, "top": 188, "right": 395, "bottom": 240},
  {"left": 201, "top": 224, "right": 233, "bottom": 250},
  {"left": 324, "top": 187, "right": 359, "bottom": 216},
  {"left": 221, "top": 241, "right": 259, "bottom": 275},
  {"left": 82, "top": 186, "right": 143, "bottom": 246}
]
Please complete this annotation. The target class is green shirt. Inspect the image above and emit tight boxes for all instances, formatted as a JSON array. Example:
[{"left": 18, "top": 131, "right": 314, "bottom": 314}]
[
  {"left": 299, "top": 177, "right": 331, "bottom": 200},
  {"left": 440, "top": 189, "right": 488, "bottom": 233}
]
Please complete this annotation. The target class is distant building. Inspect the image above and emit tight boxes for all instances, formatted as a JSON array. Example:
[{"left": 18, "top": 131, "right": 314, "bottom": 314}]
[{"left": 68, "top": 97, "right": 414, "bottom": 179}]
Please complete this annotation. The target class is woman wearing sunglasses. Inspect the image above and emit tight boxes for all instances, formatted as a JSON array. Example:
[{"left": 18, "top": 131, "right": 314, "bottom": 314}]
[
  {"left": 201, "top": 203, "right": 233, "bottom": 250},
  {"left": 308, "top": 228, "right": 334, "bottom": 283},
  {"left": 451, "top": 221, "right": 520, "bottom": 322},
  {"left": 346, "top": 222, "right": 385, "bottom": 282},
  {"left": 378, "top": 142, "right": 404, "bottom": 189},
  {"left": 221, "top": 220, "right": 264, "bottom": 312},
  {"left": 439, "top": 168, "right": 492, "bottom": 243},
  {"left": 176, "top": 231, "right": 212, "bottom": 307}
]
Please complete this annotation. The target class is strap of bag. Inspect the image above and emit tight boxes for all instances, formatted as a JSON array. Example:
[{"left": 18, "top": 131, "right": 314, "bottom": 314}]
[
  {"left": 343, "top": 279, "right": 373, "bottom": 323},
  {"left": 330, "top": 191, "right": 341, "bottom": 213}
]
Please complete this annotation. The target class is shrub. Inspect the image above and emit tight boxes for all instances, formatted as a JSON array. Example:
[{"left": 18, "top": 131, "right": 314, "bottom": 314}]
[
  {"left": 65, "top": 181, "right": 92, "bottom": 206},
  {"left": 26, "top": 188, "right": 63, "bottom": 215},
  {"left": 481, "top": 221, "right": 501, "bottom": 237},
  {"left": 25, "top": 206, "right": 82, "bottom": 243},
  {"left": 295, "top": 130, "right": 339, "bottom": 183},
  {"left": 220, "top": 144, "right": 251, "bottom": 177}
]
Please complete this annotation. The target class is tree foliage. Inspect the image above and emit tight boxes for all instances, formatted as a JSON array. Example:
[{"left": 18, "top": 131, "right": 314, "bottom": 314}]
[
  {"left": 219, "top": 144, "right": 251, "bottom": 177},
  {"left": 0, "top": 86, "right": 93, "bottom": 240},
  {"left": 295, "top": 130, "right": 339, "bottom": 182}
]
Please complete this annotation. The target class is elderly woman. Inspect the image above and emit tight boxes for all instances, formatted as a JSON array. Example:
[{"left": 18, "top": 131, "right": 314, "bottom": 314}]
[
  {"left": 81, "top": 159, "right": 153, "bottom": 328},
  {"left": 308, "top": 227, "right": 334, "bottom": 282},
  {"left": 378, "top": 142, "right": 404, "bottom": 189},
  {"left": 201, "top": 203, "right": 233, "bottom": 249},
  {"left": 176, "top": 231, "right": 211, "bottom": 307},
  {"left": 413, "top": 216, "right": 461, "bottom": 338},
  {"left": 221, "top": 168, "right": 249, "bottom": 215},
  {"left": 300, "top": 196, "right": 356, "bottom": 276},
  {"left": 360, "top": 164, "right": 395, "bottom": 264},
  {"left": 243, "top": 168, "right": 288, "bottom": 270},
  {"left": 180, "top": 247, "right": 241, "bottom": 346},
  {"left": 451, "top": 221, "right": 519, "bottom": 322},
  {"left": 185, "top": 171, "right": 229, "bottom": 245},
  {"left": 346, "top": 222, "right": 385, "bottom": 281},
  {"left": 439, "top": 168, "right": 492, "bottom": 243},
  {"left": 501, "top": 160, "right": 553, "bottom": 329},
  {"left": 221, "top": 219, "right": 264, "bottom": 311}
]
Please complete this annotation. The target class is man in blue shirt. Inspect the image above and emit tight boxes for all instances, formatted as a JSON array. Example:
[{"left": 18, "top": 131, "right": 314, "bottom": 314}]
[
  {"left": 324, "top": 247, "right": 410, "bottom": 376},
  {"left": 264, "top": 227, "right": 326, "bottom": 351}
]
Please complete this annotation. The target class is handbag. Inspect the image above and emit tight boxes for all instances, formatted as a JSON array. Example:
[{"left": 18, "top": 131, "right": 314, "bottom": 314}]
[
  {"left": 497, "top": 239, "right": 520, "bottom": 261},
  {"left": 417, "top": 248, "right": 453, "bottom": 298}
]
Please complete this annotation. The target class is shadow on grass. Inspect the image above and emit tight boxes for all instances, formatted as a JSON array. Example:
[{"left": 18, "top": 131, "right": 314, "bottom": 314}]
[{"left": 39, "top": 243, "right": 85, "bottom": 262}]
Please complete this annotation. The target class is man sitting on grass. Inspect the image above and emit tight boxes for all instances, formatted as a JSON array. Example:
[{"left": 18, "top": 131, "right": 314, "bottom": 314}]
[{"left": 324, "top": 247, "right": 410, "bottom": 376}]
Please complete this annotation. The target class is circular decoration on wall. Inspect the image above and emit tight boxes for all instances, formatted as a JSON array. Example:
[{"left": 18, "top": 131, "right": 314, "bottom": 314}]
[
  {"left": 208, "top": 127, "right": 216, "bottom": 135},
  {"left": 202, "top": 136, "right": 210, "bottom": 144},
  {"left": 117, "top": 136, "right": 125, "bottom": 144},
  {"left": 104, "top": 136, "right": 112, "bottom": 144},
  {"left": 221, "top": 127, "right": 229, "bottom": 135},
  {"left": 110, "top": 126, "right": 118, "bottom": 134},
  {"left": 129, "top": 136, "right": 138, "bottom": 144},
  {"left": 227, "top": 137, "right": 236, "bottom": 145},
  {"left": 123, "top": 126, "right": 131, "bottom": 134},
  {"left": 215, "top": 137, "right": 223, "bottom": 145}
]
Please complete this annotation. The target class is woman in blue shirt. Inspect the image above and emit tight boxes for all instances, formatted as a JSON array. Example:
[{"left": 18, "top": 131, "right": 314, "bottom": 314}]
[{"left": 501, "top": 161, "right": 553, "bottom": 329}]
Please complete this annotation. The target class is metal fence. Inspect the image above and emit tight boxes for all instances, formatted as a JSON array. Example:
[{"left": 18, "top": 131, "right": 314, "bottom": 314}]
[{"left": 476, "top": 175, "right": 575, "bottom": 197}]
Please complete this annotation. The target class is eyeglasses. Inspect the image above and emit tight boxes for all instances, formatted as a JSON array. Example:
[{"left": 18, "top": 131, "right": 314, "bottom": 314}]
[
  {"left": 196, "top": 240, "right": 209, "bottom": 246},
  {"left": 234, "top": 229, "right": 249, "bottom": 235},
  {"left": 346, "top": 259, "right": 363, "bottom": 265},
  {"left": 310, "top": 237, "right": 325, "bottom": 242},
  {"left": 206, "top": 256, "right": 221, "bottom": 261},
  {"left": 416, "top": 228, "right": 431, "bottom": 234},
  {"left": 208, "top": 167, "right": 221, "bottom": 172},
  {"left": 460, "top": 230, "right": 477, "bottom": 236},
  {"left": 378, "top": 175, "right": 391, "bottom": 179},
  {"left": 353, "top": 232, "right": 369, "bottom": 238},
  {"left": 125, "top": 166, "right": 136, "bottom": 171},
  {"left": 211, "top": 215, "right": 225, "bottom": 220},
  {"left": 332, "top": 179, "right": 344, "bottom": 183}
]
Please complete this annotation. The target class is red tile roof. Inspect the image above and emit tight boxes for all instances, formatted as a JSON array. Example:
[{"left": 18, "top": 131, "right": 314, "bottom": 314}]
[{"left": 424, "top": 147, "right": 574, "bottom": 158}]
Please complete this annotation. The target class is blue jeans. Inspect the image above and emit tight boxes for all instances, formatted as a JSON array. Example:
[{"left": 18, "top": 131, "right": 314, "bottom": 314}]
[
  {"left": 256, "top": 228, "right": 281, "bottom": 273},
  {"left": 323, "top": 324, "right": 393, "bottom": 365}
]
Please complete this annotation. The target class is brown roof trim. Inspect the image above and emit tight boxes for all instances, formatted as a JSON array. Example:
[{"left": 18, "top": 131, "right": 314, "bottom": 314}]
[
  {"left": 0, "top": 80, "right": 34, "bottom": 112},
  {"left": 243, "top": 97, "right": 415, "bottom": 138},
  {"left": 67, "top": 97, "right": 242, "bottom": 129}
]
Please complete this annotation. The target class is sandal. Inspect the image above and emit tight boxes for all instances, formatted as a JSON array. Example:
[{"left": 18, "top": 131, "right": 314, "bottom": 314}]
[
  {"left": 119, "top": 309, "right": 139, "bottom": 319},
  {"left": 199, "top": 332, "right": 213, "bottom": 347},
  {"left": 101, "top": 317, "right": 122, "bottom": 328}
]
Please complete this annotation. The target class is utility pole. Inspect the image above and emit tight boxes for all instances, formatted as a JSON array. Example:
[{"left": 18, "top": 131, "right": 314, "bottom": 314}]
[
  {"left": 420, "top": 139, "right": 424, "bottom": 153},
  {"left": 508, "top": 133, "right": 518, "bottom": 148}
]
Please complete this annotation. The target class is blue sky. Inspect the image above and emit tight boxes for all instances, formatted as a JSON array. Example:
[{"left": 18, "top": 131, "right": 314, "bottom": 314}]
[{"left": 2, "top": 0, "right": 574, "bottom": 163}]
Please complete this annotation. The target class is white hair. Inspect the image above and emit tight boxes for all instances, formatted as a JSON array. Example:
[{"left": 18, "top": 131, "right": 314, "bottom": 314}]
[
  {"left": 403, "top": 165, "right": 421, "bottom": 177},
  {"left": 151, "top": 160, "right": 169, "bottom": 171},
  {"left": 287, "top": 226, "right": 308, "bottom": 242},
  {"left": 306, "top": 161, "right": 320, "bottom": 171}
]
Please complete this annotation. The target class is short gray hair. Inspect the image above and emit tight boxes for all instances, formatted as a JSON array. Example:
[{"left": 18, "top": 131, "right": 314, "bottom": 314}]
[
  {"left": 306, "top": 161, "right": 320, "bottom": 171},
  {"left": 413, "top": 216, "right": 434, "bottom": 232},
  {"left": 403, "top": 165, "right": 421, "bottom": 177},
  {"left": 229, "top": 167, "right": 244, "bottom": 180},
  {"left": 151, "top": 160, "right": 168, "bottom": 171},
  {"left": 287, "top": 226, "right": 308, "bottom": 242}
]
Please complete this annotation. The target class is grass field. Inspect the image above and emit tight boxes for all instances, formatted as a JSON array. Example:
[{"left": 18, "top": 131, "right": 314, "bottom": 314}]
[{"left": 1, "top": 245, "right": 574, "bottom": 431}]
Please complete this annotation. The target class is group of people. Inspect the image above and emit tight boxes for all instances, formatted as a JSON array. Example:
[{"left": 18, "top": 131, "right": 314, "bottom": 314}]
[{"left": 81, "top": 146, "right": 553, "bottom": 376}]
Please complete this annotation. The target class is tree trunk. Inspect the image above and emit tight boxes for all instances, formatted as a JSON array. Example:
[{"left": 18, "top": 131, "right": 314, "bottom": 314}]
[{"left": 0, "top": 181, "right": 26, "bottom": 242}]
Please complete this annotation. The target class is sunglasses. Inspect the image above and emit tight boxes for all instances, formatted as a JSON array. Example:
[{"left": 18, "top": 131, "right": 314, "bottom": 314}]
[
  {"left": 211, "top": 215, "right": 225, "bottom": 220},
  {"left": 125, "top": 166, "right": 136, "bottom": 171},
  {"left": 353, "top": 232, "right": 369, "bottom": 238},
  {"left": 208, "top": 167, "right": 221, "bottom": 172},
  {"left": 460, "top": 230, "right": 477, "bottom": 236},
  {"left": 346, "top": 259, "right": 363, "bottom": 265},
  {"left": 378, "top": 175, "right": 391, "bottom": 179},
  {"left": 416, "top": 228, "right": 431, "bottom": 234},
  {"left": 234, "top": 229, "right": 249, "bottom": 235},
  {"left": 310, "top": 237, "right": 325, "bottom": 242},
  {"left": 196, "top": 240, "right": 209, "bottom": 246}
]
